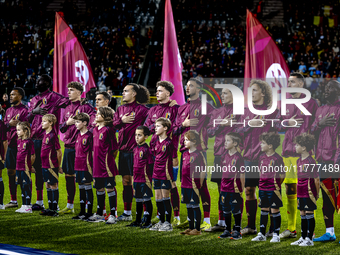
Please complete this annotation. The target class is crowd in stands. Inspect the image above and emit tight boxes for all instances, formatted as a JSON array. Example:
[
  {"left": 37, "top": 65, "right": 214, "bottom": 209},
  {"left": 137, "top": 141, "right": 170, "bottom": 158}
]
[{"left": 1, "top": 0, "right": 340, "bottom": 105}]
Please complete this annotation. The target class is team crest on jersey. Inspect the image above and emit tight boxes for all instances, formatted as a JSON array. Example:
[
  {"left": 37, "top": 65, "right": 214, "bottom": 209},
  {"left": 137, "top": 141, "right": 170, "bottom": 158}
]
[
  {"left": 15, "top": 114, "right": 20, "bottom": 120},
  {"left": 190, "top": 156, "right": 194, "bottom": 163},
  {"left": 194, "top": 109, "right": 199, "bottom": 116},
  {"left": 43, "top": 98, "right": 47, "bottom": 105},
  {"left": 23, "top": 143, "right": 26, "bottom": 149},
  {"left": 230, "top": 114, "right": 234, "bottom": 118},
  {"left": 162, "top": 145, "right": 166, "bottom": 152},
  {"left": 82, "top": 138, "right": 87, "bottom": 145},
  {"left": 99, "top": 133, "right": 103, "bottom": 140},
  {"left": 76, "top": 109, "right": 80, "bottom": 115},
  {"left": 45, "top": 138, "right": 49, "bottom": 144},
  {"left": 130, "top": 112, "right": 135, "bottom": 117},
  {"left": 165, "top": 112, "right": 171, "bottom": 119},
  {"left": 231, "top": 158, "right": 236, "bottom": 166},
  {"left": 270, "top": 159, "right": 274, "bottom": 166},
  {"left": 139, "top": 151, "right": 143, "bottom": 158},
  {"left": 300, "top": 110, "right": 303, "bottom": 115},
  {"left": 259, "top": 115, "right": 264, "bottom": 120}
]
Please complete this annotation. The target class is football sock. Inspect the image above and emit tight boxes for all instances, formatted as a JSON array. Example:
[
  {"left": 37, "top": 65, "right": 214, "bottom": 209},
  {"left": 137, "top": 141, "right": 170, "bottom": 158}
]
[
  {"left": 36, "top": 190, "right": 43, "bottom": 203},
  {"left": 193, "top": 206, "right": 201, "bottom": 231},
  {"left": 200, "top": 182, "right": 211, "bottom": 218},
  {"left": 144, "top": 199, "right": 153, "bottom": 223},
  {"left": 322, "top": 188, "right": 335, "bottom": 229},
  {"left": 287, "top": 194, "right": 297, "bottom": 231},
  {"left": 269, "top": 212, "right": 274, "bottom": 232},
  {"left": 170, "top": 187, "right": 180, "bottom": 217},
  {"left": 301, "top": 215, "right": 307, "bottom": 239},
  {"left": 35, "top": 167, "right": 44, "bottom": 201},
  {"left": 114, "top": 187, "right": 117, "bottom": 213},
  {"left": 24, "top": 184, "right": 31, "bottom": 206},
  {"left": 156, "top": 199, "right": 165, "bottom": 223},
  {"left": 163, "top": 197, "right": 172, "bottom": 223},
  {"left": 85, "top": 185, "right": 93, "bottom": 215},
  {"left": 233, "top": 212, "right": 241, "bottom": 232},
  {"left": 326, "top": 227, "right": 335, "bottom": 235},
  {"left": 9, "top": 174, "right": 17, "bottom": 202},
  {"left": 260, "top": 210, "right": 269, "bottom": 235},
  {"left": 21, "top": 188, "right": 25, "bottom": 205},
  {"left": 123, "top": 185, "right": 133, "bottom": 214},
  {"left": 47, "top": 188, "right": 52, "bottom": 210},
  {"left": 306, "top": 213, "right": 315, "bottom": 240},
  {"left": 247, "top": 199, "right": 257, "bottom": 229},
  {"left": 79, "top": 185, "right": 86, "bottom": 215},
  {"left": 224, "top": 211, "right": 232, "bottom": 232},
  {"left": 136, "top": 200, "right": 143, "bottom": 223},
  {"left": 52, "top": 188, "right": 59, "bottom": 211},
  {"left": 108, "top": 190, "right": 117, "bottom": 216},
  {"left": 187, "top": 206, "right": 194, "bottom": 229},
  {"left": 66, "top": 176, "right": 75, "bottom": 205},
  {"left": 272, "top": 212, "right": 281, "bottom": 235},
  {"left": 204, "top": 217, "right": 211, "bottom": 224},
  {"left": 240, "top": 196, "right": 244, "bottom": 218},
  {"left": 218, "top": 195, "right": 224, "bottom": 221},
  {"left": 96, "top": 190, "right": 105, "bottom": 216},
  {"left": 0, "top": 178, "right": 3, "bottom": 204}
]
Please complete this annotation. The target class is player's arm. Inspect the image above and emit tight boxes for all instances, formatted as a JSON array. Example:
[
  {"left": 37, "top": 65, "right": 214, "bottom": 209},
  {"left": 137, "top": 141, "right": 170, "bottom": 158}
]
[
  {"left": 59, "top": 110, "right": 71, "bottom": 133},
  {"left": 31, "top": 154, "right": 36, "bottom": 167},
  {"left": 315, "top": 177, "right": 320, "bottom": 200},
  {"left": 112, "top": 107, "right": 124, "bottom": 128},
  {"left": 57, "top": 149, "right": 63, "bottom": 173},
  {"left": 143, "top": 108, "right": 156, "bottom": 134},
  {"left": 3, "top": 140, "right": 8, "bottom": 161}
]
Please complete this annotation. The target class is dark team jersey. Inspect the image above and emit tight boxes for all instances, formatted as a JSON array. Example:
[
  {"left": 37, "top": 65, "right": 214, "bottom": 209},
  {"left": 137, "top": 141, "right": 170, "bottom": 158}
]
[
  {"left": 152, "top": 137, "right": 173, "bottom": 180},
  {"left": 258, "top": 152, "right": 285, "bottom": 191},
  {"left": 16, "top": 139, "right": 35, "bottom": 171},
  {"left": 133, "top": 143, "right": 153, "bottom": 184},
  {"left": 41, "top": 130, "right": 61, "bottom": 169},
  {"left": 181, "top": 149, "right": 206, "bottom": 189},
  {"left": 75, "top": 130, "right": 93, "bottom": 173},
  {"left": 221, "top": 151, "right": 244, "bottom": 193},
  {"left": 297, "top": 156, "right": 319, "bottom": 199}
]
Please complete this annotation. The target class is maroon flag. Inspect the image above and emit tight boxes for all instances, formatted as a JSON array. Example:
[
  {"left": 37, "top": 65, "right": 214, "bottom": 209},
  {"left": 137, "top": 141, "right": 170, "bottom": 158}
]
[
  {"left": 53, "top": 12, "right": 96, "bottom": 97},
  {"left": 244, "top": 10, "right": 290, "bottom": 104}
]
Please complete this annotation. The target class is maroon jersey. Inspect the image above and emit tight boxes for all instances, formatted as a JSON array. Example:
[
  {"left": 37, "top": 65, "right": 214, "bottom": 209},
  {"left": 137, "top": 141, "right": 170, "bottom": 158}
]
[
  {"left": 41, "top": 130, "right": 61, "bottom": 169},
  {"left": 0, "top": 120, "right": 6, "bottom": 163},
  {"left": 74, "top": 130, "right": 93, "bottom": 173},
  {"left": 181, "top": 150, "right": 206, "bottom": 189},
  {"left": 4, "top": 103, "right": 29, "bottom": 148},
  {"left": 144, "top": 101, "right": 179, "bottom": 157},
  {"left": 16, "top": 139, "right": 35, "bottom": 171},
  {"left": 207, "top": 103, "right": 241, "bottom": 156},
  {"left": 152, "top": 137, "right": 174, "bottom": 180},
  {"left": 221, "top": 151, "right": 244, "bottom": 193},
  {"left": 59, "top": 101, "right": 96, "bottom": 148},
  {"left": 27, "top": 90, "right": 69, "bottom": 140},
  {"left": 297, "top": 156, "right": 319, "bottom": 198},
  {"left": 113, "top": 101, "right": 149, "bottom": 152},
  {"left": 93, "top": 126, "right": 118, "bottom": 178},
  {"left": 258, "top": 152, "right": 285, "bottom": 191},
  {"left": 280, "top": 94, "right": 318, "bottom": 157},
  {"left": 173, "top": 98, "right": 214, "bottom": 152},
  {"left": 236, "top": 104, "right": 280, "bottom": 161},
  {"left": 133, "top": 143, "right": 153, "bottom": 184}
]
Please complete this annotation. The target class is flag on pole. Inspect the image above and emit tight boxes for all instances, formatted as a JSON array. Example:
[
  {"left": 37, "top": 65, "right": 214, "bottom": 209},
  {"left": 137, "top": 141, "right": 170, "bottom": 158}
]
[
  {"left": 53, "top": 12, "right": 96, "bottom": 97},
  {"left": 244, "top": 9, "right": 290, "bottom": 105},
  {"left": 161, "top": 0, "right": 185, "bottom": 105}
]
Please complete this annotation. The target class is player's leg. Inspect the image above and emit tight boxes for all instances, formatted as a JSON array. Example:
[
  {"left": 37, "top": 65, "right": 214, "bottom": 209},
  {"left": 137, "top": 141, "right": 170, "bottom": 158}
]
[
  {"left": 106, "top": 178, "right": 117, "bottom": 224},
  {"left": 269, "top": 189, "right": 283, "bottom": 242},
  {"left": 5, "top": 146, "right": 18, "bottom": 208},
  {"left": 159, "top": 186, "right": 173, "bottom": 231},
  {"left": 199, "top": 179, "right": 211, "bottom": 230},
  {"left": 171, "top": 157, "right": 180, "bottom": 226},
  {"left": 280, "top": 156, "right": 298, "bottom": 238},
  {"left": 15, "top": 172, "right": 24, "bottom": 213},
  {"left": 291, "top": 207, "right": 307, "bottom": 246},
  {"left": 314, "top": 177, "right": 336, "bottom": 241},
  {"left": 128, "top": 182, "right": 142, "bottom": 226},
  {"left": 179, "top": 188, "right": 193, "bottom": 235},
  {"left": 118, "top": 152, "right": 133, "bottom": 221},
  {"left": 22, "top": 172, "right": 32, "bottom": 213},
  {"left": 88, "top": 178, "right": 105, "bottom": 222},
  {"left": 0, "top": 168, "right": 4, "bottom": 209},
  {"left": 60, "top": 148, "right": 76, "bottom": 214},
  {"left": 84, "top": 182, "right": 93, "bottom": 219},
  {"left": 150, "top": 186, "right": 164, "bottom": 231},
  {"left": 252, "top": 190, "right": 268, "bottom": 241},
  {"left": 140, "top": 183, "right": 153, "bottom": 228},
  {"left": 50, "top": 181, "right": 59, "bottom": 216},
  {"left": 189, "top": 203, "right": 201, "bottom": 235},
  {"left": 230, "top": 193, "right": 243, "bottom": 240},
  {"left": 32, "top": 140, "right": 44, "bottom": 210},
  {"left": 40, "top": 168, "right": 51, "bottom": 215},
  {"left": 73, "top": 171, "right": 86, "bottom": 219},
  {"left": 218, "top": 192, "right": 232, "bottom": 239}
]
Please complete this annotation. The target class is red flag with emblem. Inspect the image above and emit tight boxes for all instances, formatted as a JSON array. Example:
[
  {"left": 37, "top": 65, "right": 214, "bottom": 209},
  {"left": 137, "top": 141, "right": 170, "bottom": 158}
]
[
  {"left": 53, "top": 12, "right": 96, "bottom": 97},
  {"left": 244, "top": 10, "right": 290, "bottom": 105}
]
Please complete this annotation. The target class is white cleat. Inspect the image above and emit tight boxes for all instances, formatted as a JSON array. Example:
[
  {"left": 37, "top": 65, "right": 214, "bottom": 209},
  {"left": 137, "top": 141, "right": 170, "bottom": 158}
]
[
  {"left": 299, "top": 237, "right": 314, "bottom": 246},
  {"left": 252, "top": 232, "right": 267, "bottom": 241},
  {"left": 270, "top": 234, "right": 280, "bottom": 243},
  {"left": 291, "top": 237, "right": 305, "bottom": 245}
]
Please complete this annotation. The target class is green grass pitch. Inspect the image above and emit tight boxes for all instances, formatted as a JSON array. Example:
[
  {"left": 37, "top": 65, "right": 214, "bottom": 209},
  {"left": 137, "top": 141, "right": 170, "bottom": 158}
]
[{"left": 0, "top": 134, "right": 339, "bottom": 255}]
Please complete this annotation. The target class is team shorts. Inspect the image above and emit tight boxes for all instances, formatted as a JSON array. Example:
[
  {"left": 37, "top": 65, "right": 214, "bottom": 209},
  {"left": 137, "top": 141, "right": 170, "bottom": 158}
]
[
  {"left": 220, "top": 191, "right": 242, "bottom": 214},
  {"left": 181, "top": 187, "right": 200, "bottom": 205},
  {"left": 134, "top": 182, "right": 153, "bottom": 199},
  {"left": 283, "top": 156, "right": 299, "bottom": 184},
  {"left": 43, "top": 168, "right": 59, "bottom": 185},
  {"left": 62, "top": 148, "right": 75, "bottom": 175},
  {"left": 93, "top": 177, "right": 116, "bottom": 190},
  {"left": 16, "top": 170, "right": 31, "bottom": 186},
  {"left": 75, "top": 170, "right": 93, "bottom": 184},
  {"left": 5, "top": 146, "right": 17, "bottom": 170},
  {"left": 259, "top": 190, "right": 283, "bottom": 209},
  {"left": 153, "top": 179, "right": 172, "bottom": 190},
  {"left": 244, "top": 160, "right": 259, "bottom": 187},
  {"left": 118, "top": 151, "right": 134, "bottom": 176},
  {"left": 211, "top": 155, "right": 222, "bottom": 184},
  {"left": 298, "top": 197, "right": 317, "bottom": 211}
]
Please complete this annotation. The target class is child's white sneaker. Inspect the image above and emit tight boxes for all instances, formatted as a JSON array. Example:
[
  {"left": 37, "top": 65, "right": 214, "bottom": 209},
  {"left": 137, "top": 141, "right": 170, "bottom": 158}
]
[
  {"left": 299, "top": 237, "right": 314, "bottom": 246},
  {"left": 270, "top": 233, "right": 280, "bottom": 242},
  {"left": 252, "top": 232, "right": 267, "bottom": 241}
]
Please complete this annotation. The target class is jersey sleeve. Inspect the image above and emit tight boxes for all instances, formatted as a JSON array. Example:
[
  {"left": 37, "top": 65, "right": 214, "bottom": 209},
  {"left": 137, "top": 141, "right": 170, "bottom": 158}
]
[
  {"left": 54, "top": 134, "right": 61, "bottom": 150},
  {"left": 30, "top": 140, "right": 36, "bottom": 156},
  {"left": 112, "top": 107, "right": 124, "bottom": 129}
]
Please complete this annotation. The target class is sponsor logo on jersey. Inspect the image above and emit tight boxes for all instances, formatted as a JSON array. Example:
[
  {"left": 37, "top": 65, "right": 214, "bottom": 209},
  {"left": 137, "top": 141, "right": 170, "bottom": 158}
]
[
  {"left": 99, "top": 133, "right": 103, "bottom": 140},
  {"left": 139, "top": 151, "right": 143, "bottom": 158},
  {"left": 82, "top": 138, "right": 87, "bottom": 145},
  {"left": 43, "top": 98, "right": 47, "bottom": 105},
  {"left": 194, "top": 109, "right": 199, "bottom": 117},
  {"left": 162, "top": 145, "right": 166, "bottom": 152},
  {"left": 165, "top": 112, "right": 170, "bottom": 119}
]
